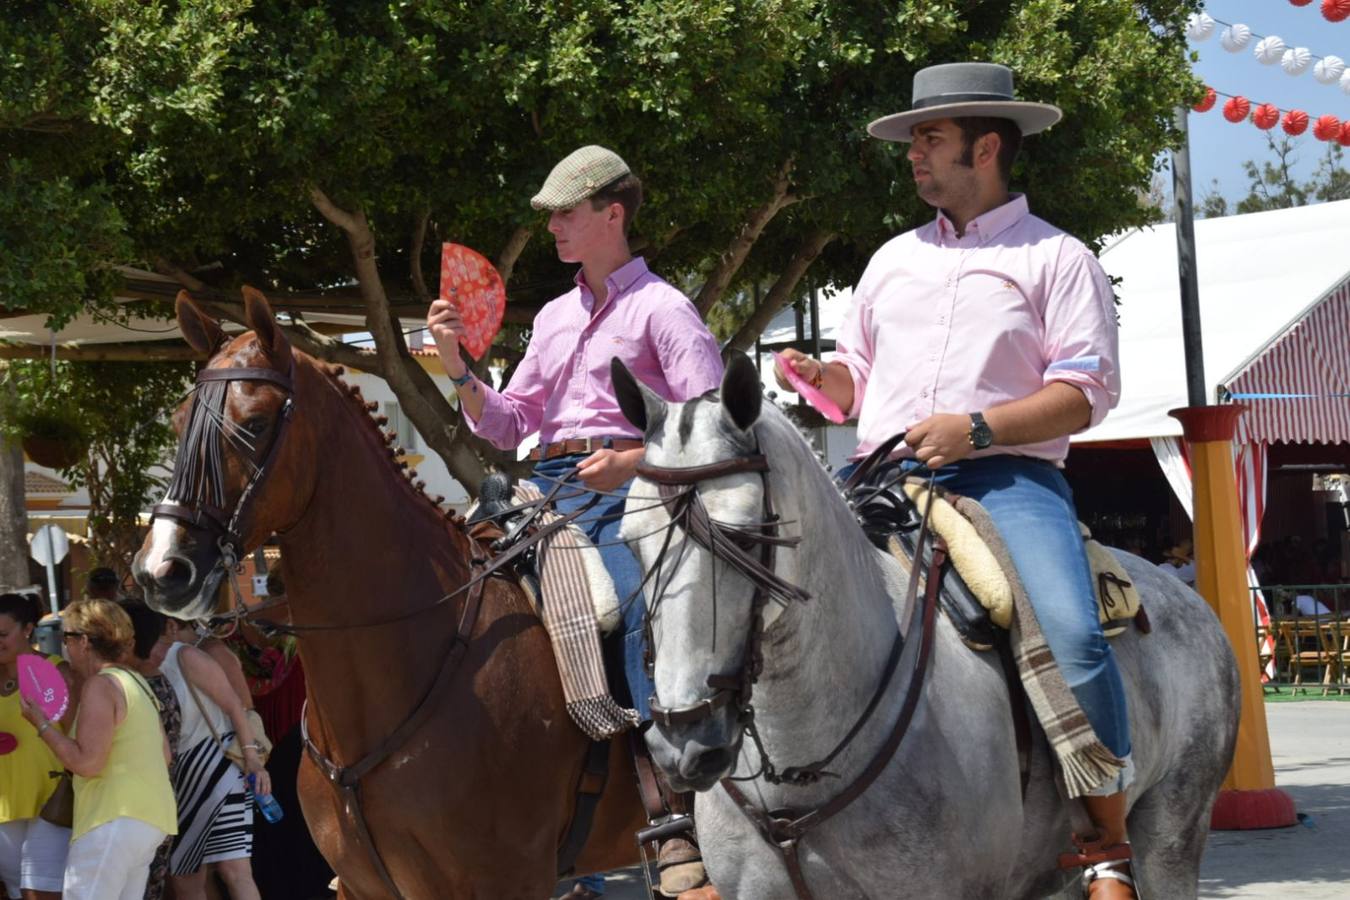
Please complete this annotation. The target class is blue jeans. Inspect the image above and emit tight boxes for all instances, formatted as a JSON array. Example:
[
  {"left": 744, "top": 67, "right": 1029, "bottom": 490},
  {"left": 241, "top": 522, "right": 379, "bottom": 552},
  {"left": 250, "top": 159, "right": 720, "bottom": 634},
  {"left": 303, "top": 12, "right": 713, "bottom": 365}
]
[
  {"left": 531, "top": 456, "right": 654, "bottom": 721},
  {"left": 570, "top": 874, "right": 605, "bottom": 893},
  {"left": 838, "top": 455, "right": 1132, "bottom": 760}
]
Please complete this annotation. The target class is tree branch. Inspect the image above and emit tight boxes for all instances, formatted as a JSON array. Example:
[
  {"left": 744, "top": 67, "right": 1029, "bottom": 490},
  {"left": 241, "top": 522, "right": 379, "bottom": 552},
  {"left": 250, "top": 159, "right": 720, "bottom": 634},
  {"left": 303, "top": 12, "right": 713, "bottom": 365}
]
[
  {"left": 724, "top": 230, "right": 837, "bottom": 354},
  {"left": 309, "top": 186, "right": 488, "bottom": 493},
  {"left": 496, "top": 226, "right": 533, "bottom": 288},
  {"left": 694, "top": 156, "right": 797, "bottom": 318},
  {"left": 410, "top": 208, "right": 432, "bottom": 303}
]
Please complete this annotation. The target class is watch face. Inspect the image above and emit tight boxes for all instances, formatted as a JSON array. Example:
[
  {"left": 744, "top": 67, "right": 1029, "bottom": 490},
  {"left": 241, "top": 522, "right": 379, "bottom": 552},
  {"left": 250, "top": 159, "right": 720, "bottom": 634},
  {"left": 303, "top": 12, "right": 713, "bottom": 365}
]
[{"left": 971, "top": 416, "right": 993, "bottom": 449}]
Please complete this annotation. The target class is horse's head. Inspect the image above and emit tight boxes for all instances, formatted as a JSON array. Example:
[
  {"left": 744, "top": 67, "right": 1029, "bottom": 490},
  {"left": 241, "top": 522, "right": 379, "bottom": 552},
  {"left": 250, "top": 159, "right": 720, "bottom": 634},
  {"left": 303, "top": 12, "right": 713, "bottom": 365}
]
[
  {"left": 133, "top": 288, "right": 315, "bottom": 619},
  {"left": 616, "top": 352, "right": 808, "bottom": 791}
]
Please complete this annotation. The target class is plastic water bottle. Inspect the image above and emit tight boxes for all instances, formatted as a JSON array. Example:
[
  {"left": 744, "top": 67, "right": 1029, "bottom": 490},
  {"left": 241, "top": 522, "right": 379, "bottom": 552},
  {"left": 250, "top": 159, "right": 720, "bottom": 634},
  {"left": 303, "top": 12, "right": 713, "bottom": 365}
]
[{"left": 247, "top": 774, "right": 284, "bottom": 824}]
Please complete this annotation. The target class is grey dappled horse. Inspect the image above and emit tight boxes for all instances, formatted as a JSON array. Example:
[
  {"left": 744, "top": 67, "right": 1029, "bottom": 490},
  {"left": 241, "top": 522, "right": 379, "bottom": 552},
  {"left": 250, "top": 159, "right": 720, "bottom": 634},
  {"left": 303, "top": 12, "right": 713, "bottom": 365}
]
[{"left": 613, "top": 354, "right": 1240, "bottom": 900}]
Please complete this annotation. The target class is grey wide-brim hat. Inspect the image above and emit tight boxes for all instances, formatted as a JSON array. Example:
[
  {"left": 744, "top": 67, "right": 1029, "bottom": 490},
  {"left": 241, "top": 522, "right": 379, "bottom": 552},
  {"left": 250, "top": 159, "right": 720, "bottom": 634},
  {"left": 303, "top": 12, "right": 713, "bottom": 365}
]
[
  {"left": 867, "top": 62, "right": 1062, "bottom": 143},
  {"left": 530, "top": 145, "right": 631, "bottom": 211}
]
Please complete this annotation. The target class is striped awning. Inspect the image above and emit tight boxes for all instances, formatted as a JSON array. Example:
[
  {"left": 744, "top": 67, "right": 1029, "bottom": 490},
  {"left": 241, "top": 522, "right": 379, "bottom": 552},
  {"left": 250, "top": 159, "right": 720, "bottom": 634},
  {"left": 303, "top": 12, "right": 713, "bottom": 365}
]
[{"left": 1222, "top": 278, "right": 1350, "bottom": 445}]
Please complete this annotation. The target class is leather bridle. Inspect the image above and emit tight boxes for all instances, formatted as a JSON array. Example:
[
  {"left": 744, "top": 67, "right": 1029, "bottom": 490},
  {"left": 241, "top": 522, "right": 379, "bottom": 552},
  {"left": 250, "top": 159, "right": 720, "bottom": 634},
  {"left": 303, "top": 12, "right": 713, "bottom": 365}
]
[
  {"left": 151, "top": 363, "right": 296, "bottom": 573},
  {"left": 636, "top": 447, "right": 946, "bottom": 900}
]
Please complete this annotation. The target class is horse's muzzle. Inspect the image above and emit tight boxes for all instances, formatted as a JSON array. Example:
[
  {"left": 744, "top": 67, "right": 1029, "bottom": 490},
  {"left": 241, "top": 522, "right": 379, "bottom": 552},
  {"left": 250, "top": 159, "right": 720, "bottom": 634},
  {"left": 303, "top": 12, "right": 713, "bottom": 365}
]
[{"left": 646, "top": 716, "right": 743, "bottom": 792}]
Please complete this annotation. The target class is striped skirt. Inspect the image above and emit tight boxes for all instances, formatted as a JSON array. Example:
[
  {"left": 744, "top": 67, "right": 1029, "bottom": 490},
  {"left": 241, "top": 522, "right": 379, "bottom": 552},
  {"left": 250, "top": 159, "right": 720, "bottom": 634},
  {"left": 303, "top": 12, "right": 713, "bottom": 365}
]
[{"left": 168, "top": 734, "right": 254, "bottom": 875}]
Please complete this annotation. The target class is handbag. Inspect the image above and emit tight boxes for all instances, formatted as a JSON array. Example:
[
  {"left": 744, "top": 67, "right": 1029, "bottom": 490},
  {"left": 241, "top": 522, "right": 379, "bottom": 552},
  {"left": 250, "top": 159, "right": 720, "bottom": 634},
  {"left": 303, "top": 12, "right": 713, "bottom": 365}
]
[
  {"left": 185, "top": 678, "right": 271, "bottom": 769},
  {"left": 39, "top": 770, "right": 73, "bottom": 828}
]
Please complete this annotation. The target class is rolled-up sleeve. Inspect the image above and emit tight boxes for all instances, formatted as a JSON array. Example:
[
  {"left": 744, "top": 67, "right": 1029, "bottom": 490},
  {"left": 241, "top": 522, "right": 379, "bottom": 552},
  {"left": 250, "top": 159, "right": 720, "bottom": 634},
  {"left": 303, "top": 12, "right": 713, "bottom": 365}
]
[
  {"left": 652, "top": 298, "right": 724, "bottom": 401},
  {"left": 829, "top": 280, "right": 877, "bottom": 420},
  {"left": 462, "top": 331, "right": 547, "bottom": 450},
  {"left": 1041, "top": 245, "right": 1121, "bottom": 430}
]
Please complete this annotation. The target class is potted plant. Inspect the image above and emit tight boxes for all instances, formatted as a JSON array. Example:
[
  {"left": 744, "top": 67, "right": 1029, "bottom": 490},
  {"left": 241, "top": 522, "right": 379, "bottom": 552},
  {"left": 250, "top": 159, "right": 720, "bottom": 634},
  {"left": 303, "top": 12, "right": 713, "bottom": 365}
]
[{"left": 16, "top": 400, "right": 89, "bottom": 469}]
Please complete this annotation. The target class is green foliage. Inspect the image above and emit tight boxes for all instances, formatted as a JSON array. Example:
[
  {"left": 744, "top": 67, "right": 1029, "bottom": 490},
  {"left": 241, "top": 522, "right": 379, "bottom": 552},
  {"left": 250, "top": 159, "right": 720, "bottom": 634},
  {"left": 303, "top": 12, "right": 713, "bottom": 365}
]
[
  {"left": 1200, "top": 135, "right": 1350, "bottom": 217},
  {"left": 1, "top": 359, "right": 192, "bottom": 573}
]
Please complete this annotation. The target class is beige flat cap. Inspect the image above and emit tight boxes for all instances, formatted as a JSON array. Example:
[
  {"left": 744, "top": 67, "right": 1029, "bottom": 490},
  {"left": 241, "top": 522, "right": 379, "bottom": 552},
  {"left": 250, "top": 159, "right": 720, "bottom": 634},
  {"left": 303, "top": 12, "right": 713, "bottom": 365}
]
[{"left": 530, "top": 145, "right": 631, "bottom": 211}]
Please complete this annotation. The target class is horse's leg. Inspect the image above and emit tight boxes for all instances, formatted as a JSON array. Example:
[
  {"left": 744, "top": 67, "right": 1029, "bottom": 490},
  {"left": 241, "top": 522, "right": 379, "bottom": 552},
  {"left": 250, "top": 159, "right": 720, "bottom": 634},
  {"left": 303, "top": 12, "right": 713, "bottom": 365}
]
[{"left": 1120, "top": 775, "right": 1214, "bottom": 900}]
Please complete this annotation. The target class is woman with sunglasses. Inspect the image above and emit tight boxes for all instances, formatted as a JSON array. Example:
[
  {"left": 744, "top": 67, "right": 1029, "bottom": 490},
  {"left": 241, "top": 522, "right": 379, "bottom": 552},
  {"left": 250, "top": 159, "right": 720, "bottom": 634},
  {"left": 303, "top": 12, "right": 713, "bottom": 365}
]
[{"left": 20, "top": 599, "right": 177, "bottom": 900}]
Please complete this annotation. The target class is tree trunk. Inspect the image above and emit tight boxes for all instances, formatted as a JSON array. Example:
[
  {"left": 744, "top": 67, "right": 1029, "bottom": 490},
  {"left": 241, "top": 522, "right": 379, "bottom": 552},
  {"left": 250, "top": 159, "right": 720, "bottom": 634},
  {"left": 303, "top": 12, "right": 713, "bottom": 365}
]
[
  {"left": 310, "top": 188, "right": 489, "bottom": 495},
  {"left": 0, "top": 437, "right": 30, "bottom": 591},
  {"left": 724, "top": 230, "right": 837, "bottom": 354},
  {"left": 694, "top": 157, "right": 797, "bottom": 317}
]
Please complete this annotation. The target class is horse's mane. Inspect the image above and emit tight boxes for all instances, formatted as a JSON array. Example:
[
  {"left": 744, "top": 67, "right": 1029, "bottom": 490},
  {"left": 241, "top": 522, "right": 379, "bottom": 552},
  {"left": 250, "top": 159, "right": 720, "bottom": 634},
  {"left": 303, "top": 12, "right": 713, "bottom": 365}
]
[{"left": 303, "top": 351, "right": 470, "bottom": 534}]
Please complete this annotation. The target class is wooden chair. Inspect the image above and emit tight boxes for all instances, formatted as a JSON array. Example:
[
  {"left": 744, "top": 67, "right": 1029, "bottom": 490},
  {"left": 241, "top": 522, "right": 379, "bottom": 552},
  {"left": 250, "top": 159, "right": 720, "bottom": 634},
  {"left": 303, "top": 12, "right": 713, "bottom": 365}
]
[{"left": 1278, "top": 619, "right": 1338, "bottom": 696}]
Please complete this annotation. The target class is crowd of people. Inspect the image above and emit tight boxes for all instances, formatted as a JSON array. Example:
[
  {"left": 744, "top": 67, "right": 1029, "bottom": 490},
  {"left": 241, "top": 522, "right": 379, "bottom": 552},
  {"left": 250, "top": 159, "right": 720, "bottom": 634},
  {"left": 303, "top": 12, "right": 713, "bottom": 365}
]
[{"left": 0, "top": 572, "right": 273, "bottom": 900}]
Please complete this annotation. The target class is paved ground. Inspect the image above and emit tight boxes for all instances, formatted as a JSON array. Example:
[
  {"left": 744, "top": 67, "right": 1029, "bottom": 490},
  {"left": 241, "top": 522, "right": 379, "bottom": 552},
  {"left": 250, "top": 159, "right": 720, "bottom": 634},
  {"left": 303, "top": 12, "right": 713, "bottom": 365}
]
[{"left": 566, "top": 702, "right": 1350, "bottom": 899}]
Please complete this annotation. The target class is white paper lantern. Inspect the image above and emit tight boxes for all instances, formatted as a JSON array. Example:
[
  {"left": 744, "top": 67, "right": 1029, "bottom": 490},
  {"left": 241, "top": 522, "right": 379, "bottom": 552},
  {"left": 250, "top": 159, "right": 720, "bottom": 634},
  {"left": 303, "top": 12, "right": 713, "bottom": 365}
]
[
  {"left": 1185, "top": 13, "right": 1216, "bottom": 41},
  {"left": 1281, "top": 47, "right": 1313, "bottom": 76},
  {"left": 1314, "top": 55, "right": 1346, "bottom": 85},
  {"left": 1220, "top": 24, "right": 1252, "bottom": 53},
  {"left": 1342, "top": 69, "right": 1350, "bottom": 96},
  {"left": 1254, "top": 35, "right": 1287, "bottom": 65}
]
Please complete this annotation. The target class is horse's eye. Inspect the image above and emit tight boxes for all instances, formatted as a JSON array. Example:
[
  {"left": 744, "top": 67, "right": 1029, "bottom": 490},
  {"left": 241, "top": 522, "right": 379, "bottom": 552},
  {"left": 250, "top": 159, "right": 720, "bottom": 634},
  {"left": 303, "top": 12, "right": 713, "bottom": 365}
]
[{"left": 243, "top": 416, "right": 269, "bottom": 436}]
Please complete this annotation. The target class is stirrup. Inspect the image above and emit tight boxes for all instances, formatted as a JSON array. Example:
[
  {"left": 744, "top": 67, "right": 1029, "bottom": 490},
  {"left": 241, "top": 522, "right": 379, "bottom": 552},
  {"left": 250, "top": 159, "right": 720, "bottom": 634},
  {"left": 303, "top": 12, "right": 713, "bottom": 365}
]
[
  {"left": 1084, "top": 857, "right": 1137, "bottom": 899},
  {"left": 1057, "top": 833, "right": 1132, "bottom": 869}
]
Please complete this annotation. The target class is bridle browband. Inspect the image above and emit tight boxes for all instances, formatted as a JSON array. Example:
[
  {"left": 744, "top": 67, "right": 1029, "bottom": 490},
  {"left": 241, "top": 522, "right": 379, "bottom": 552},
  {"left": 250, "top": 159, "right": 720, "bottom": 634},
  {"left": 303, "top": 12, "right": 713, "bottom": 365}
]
[
  {"left": 636, "top": 440, "right": 945, "bottom": 900},
  {"left": 152, "top": 363, "right": 297, "bottom": 571}
]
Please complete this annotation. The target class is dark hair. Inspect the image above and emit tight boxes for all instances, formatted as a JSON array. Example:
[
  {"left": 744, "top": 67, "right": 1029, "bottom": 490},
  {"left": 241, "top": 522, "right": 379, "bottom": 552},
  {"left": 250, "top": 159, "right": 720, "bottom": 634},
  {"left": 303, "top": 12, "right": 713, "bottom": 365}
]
[
  {"left": 119, "top": 601, "right": 167, "bottom": 661},
  {"left": 86, "top": 567, "right": 121, "bottom": 598},
  {"left": 0, "top": 592, "right": 42, "bottom": 628},
  {"left": 955, "top": 117, "right": 1022, "bottom": 184},
  {"left": 589, "top": 173, "right": 643, "bottom": 235}
]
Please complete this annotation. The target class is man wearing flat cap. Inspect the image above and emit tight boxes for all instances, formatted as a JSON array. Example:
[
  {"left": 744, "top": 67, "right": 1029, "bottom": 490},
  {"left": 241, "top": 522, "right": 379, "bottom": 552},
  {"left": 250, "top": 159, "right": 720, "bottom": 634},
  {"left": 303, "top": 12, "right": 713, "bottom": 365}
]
[
  {"left": 777, "top": 63, "right": 1135, "bottom": 898},
  {"left": 428, "top": 145, "right": 722, "bottom": 899}
]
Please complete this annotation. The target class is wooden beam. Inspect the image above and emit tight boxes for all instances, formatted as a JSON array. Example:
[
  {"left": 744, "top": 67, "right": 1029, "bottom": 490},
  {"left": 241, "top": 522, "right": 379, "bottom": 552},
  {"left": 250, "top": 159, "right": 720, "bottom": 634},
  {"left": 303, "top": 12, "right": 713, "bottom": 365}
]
[{"left": 0, "top": 342, "right": 200, "bottom": 361}]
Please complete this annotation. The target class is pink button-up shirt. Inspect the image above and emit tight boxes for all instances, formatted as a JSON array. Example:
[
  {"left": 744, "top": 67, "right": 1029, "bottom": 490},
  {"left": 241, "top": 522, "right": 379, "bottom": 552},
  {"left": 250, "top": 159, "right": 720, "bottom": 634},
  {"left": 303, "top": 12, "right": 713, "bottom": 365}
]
[
  {"left": 466, "top": 257, "right": 724, "bottom": 450},
  {"left": 833, "top": 194, "right": 1120, "bottom": 466}
]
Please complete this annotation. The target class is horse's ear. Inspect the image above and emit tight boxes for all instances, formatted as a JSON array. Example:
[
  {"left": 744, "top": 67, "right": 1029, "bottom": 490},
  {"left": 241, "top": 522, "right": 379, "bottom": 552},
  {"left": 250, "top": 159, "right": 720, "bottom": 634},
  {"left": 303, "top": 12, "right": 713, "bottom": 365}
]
[
  {"left": 242, "top": 286, "right": 291, "bottom": 367},
  {"left": 611, "top": 357, "right": 667, "bottom": 437},
  {"left": 720, "top": 351, "right": 762, "bottom": 433},
  {"left": 176, "top": 291, "right": 226, "bottom": 358}
]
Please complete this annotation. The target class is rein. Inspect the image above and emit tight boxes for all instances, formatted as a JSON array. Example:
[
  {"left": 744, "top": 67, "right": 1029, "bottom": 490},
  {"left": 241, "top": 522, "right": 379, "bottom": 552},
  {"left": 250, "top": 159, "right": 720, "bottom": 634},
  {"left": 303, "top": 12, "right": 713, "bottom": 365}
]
[{"left": 637, "top": 444, "right": 944, "bottom": 900}]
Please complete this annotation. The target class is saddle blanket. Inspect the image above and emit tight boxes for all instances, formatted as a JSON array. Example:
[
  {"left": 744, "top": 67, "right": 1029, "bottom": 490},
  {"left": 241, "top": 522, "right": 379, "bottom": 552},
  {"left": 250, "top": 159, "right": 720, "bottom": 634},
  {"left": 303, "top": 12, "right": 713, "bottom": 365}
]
[
  {"left": 893, "top": 481, "right": 1142, "bottom": 636},
  {"left": 468, "top": 482, "right": 636, "bottom": 740}
]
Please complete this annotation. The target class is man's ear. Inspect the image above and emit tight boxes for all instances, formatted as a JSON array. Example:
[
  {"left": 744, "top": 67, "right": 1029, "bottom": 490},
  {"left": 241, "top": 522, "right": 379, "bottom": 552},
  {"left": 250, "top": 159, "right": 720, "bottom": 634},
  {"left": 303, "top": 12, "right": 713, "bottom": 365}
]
[{"left": 611, "top": 357, "right": 667, "bottom": 438}]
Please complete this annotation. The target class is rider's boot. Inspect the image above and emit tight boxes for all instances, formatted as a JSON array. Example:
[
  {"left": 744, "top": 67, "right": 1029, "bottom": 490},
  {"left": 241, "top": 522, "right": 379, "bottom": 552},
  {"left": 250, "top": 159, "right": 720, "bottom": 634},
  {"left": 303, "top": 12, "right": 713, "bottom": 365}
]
[
  {"left": 656, "top": 791, "right": 712, "bottom": 898},
  {"left": 1079, "top": 792, "right": 1137, "bottom": 899}
]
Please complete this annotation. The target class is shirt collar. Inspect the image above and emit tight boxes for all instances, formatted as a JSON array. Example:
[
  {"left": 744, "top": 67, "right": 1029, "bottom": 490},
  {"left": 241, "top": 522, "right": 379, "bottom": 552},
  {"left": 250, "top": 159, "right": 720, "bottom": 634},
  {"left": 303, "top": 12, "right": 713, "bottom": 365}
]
[
  {"left": 573, "top": 256, "right": 650, "bottom": 306},
  {"left": 935, "top": 194, "right": 1029, "bottom": 245}
]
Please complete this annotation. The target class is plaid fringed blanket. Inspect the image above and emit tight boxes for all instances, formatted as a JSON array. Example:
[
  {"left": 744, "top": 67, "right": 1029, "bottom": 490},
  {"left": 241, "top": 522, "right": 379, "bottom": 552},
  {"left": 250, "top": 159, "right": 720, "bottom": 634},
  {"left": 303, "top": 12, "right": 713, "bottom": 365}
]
[
  {"left": 511, "top": 482, "right": 639, "bottom": 741},
  {"left": 909, "top": 479, "right": 1127, "bottom": 798}
]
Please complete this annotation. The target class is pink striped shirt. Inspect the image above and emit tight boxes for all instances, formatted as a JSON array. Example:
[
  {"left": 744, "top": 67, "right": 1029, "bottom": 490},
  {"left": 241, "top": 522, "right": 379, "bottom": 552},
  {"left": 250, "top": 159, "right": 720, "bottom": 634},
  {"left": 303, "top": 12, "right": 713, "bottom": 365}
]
[
  {"left": 832, "top": 195, "right": 1120, "bottom": 466},
  {"left": 465, "top": 257, "right": 724, "bottom": 450}
]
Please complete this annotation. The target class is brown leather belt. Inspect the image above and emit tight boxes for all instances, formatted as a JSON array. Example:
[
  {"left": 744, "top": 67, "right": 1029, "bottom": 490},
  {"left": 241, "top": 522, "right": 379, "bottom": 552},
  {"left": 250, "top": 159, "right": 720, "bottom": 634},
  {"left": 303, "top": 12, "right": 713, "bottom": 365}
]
[{"left": 527, "top": 437, "right": 643, "bottom": 461}]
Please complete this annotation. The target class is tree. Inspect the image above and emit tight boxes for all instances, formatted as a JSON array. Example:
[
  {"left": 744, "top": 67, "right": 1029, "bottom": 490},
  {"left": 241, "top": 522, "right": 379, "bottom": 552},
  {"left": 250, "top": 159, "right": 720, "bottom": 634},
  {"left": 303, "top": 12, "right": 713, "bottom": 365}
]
[
  {"left": 3, "top": 0, "right": 1202, "bottom": 497},
  {"left": 1200, "top": 134, "right": 1350, "bottom": 216}
]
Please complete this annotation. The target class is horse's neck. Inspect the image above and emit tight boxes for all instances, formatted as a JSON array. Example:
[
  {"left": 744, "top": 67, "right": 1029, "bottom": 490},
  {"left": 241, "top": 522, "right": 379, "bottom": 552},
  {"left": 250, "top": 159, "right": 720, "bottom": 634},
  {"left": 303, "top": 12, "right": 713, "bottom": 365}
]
[
  {"left": 276, "top": 378, "right": 475, "bottom": 747},
  {"left": 749, "top": 457, "right": 903, "bottom": 771}
]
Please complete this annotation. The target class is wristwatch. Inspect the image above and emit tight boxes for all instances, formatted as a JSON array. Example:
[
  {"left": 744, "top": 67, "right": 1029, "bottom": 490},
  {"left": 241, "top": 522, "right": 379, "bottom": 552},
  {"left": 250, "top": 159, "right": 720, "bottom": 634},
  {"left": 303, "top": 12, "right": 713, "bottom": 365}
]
[
  {"left": 968, "top": 412, "right": 994, "bottom": 450},
  {"left": 450, "top": 369, "right": 475, "bottom": 388}
]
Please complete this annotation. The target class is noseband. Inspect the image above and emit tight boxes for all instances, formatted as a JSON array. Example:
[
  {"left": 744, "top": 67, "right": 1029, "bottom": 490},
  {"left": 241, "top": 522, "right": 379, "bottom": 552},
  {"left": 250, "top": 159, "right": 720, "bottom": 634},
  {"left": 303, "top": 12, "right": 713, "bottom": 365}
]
[{"left": 152, "top": 363, "right": 296, "bottom": 569}]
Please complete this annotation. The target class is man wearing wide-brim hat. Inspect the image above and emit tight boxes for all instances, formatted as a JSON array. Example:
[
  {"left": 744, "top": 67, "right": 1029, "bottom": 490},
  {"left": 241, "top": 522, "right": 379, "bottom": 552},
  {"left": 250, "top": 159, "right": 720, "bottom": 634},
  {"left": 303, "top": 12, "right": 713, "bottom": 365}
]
[
  {"left": 428, "top": 145, "right": 723, "bottom": 900},
  {"left": 775, "top": 63, "right": 1136, "bottom": 899}
]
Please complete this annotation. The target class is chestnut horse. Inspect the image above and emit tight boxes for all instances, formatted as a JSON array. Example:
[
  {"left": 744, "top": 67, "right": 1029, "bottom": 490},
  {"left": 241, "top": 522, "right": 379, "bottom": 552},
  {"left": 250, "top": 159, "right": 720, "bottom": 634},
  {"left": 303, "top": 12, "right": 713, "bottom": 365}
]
[{"left": 132, "top": 289, "right": 646, "bottom": 899}]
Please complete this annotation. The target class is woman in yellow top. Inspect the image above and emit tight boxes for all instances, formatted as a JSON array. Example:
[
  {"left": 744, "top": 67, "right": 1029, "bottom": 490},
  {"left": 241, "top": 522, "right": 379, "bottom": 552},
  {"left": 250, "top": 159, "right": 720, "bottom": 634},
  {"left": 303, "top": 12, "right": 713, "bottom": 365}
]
[
  {"left": 0, "top": 591, "right": 74, "bottom": 900},
  {"left": 20, "top": 598, "right": 177, "bottom": 900}
]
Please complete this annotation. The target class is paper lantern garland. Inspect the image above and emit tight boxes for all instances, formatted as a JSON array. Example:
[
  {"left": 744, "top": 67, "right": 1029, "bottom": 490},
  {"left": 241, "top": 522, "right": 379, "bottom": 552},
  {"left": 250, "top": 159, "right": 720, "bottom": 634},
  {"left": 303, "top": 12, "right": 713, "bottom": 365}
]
[
  {"left": 1313, "top": 114, "right": 1343, "bottom": 140},
  {"left": 1223, "top": 96, "right": 1252, "bottom": 123},
  {"left": 1282, "top": 47, "right": 1314, "bottom": 75},
  {"left": 1340, "top": 122, "right": 1350, "bottom": 145},
  {"left": 1254, "top": 36, "right": 1288, "bottom": 65},
  {"left": 1343, "top": 69, "right": 1350, "bottom": 94},
  {"left": 1325, "top": 0, "right": 1350, "bottom": 23},
  {"left": 1186, "top": 13, "right": 1216, "bottom": 41},
  {"left": 1194, "top": 87, "right": 1218, "bottom": 112},
  {"left": 1282, "top": 109, "right": 1310, "bottom": 135},
  {"left": 1290, "top": 0, "right": 1314, "bottom": 6},
  {"left": 1221, "top": 24, "right": 1253, "bottom": 52},
  {"left": 1252, "top": 103, "right": 1281, "bottom": 129},
  {"left": 1314, "top": 55, "right": 1346, "bottom": 84}
]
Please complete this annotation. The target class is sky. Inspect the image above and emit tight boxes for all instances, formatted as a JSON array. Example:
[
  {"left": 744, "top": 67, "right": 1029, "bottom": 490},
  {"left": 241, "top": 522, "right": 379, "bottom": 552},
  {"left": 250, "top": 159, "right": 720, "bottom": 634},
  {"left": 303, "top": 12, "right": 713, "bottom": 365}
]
[{"left": 1182, "top": 0, "right": 1350, "bottom": 203}]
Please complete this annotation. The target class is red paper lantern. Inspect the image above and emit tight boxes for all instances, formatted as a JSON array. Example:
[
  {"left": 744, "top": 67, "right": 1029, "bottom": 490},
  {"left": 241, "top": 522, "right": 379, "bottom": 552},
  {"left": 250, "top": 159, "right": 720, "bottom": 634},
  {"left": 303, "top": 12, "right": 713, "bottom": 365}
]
[
  {"left": 1290, "top": 0, "right": 1314, "bottom": 6},
  {"left": 1324, "top": 0, "right": 1350, "bottom": 22},
  {"left": 1194, "top": 87, "right": 1217, "bottom": 113},
  {"left": 1313, "top": 114, "right": 1342, "bottom": 141},
  {"left": 1223, "top": 96, "right": 1251, "bottom": 123},
  {"left": 1282, "top": 109, "right": 1310, "bottom": 135},
  {"left": 1252, "top": 104, "right": 1280, "bottom": 130},
  {"left": 1339, "top": 122, "right": 1350, "bottom": 147}
]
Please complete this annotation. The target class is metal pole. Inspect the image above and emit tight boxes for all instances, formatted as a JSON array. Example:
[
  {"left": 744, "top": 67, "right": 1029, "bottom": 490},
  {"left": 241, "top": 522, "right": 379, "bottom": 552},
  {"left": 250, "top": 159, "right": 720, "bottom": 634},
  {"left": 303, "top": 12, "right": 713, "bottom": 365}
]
[
  {"left": 43, "top": 528, "right": 59, "bottom": 614},
  {"left": 1171, "top": 106, "right": 1208, "bottom": 407}
]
